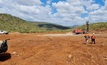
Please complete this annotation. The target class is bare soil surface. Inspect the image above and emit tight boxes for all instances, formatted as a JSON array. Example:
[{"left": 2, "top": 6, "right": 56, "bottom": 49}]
[{"left": 0, "top": 32, "right": 107, "bottom": 65}]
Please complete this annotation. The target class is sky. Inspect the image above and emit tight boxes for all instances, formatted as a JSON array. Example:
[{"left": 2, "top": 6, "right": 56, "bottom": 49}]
[{"left": 0, "top": 0, "right": 107, "bottom": 26}]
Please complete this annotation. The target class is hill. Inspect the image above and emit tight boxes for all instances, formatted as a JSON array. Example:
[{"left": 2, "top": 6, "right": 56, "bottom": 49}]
[
  {"left": 32, "top": 22, "right": 71, "bottom": 30},
  {"left": 75, "top": 22, "right": 107, "bottom": 31},
  {"left": 0, "top": 14, "right": 71, "bottom": 33}
]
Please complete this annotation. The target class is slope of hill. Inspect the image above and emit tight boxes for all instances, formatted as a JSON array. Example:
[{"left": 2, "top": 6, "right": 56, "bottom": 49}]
[
  {"left": 76, "top": 22, "right": 107, "bottom": 31},
  {"left": 89, "top": 22, "right": 107, "bottom": 31},
  {"left": 0, "top": 14, "right": 71, "bottom": 33},
  {"left": 32, "top": 22, "right": 71, "bottom": 30}
]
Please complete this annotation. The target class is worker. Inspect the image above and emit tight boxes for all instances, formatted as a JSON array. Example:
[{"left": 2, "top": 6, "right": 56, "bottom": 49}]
[
  {"left": 84, "top": 32, "right": 90, "bottom": 44},
  {"left": 91, "top": 33, "right": 96, "bottom": 44}
]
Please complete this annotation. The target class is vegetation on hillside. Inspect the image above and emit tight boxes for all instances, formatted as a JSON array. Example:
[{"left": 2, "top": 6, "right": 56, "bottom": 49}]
[
  {"left": 0, "top": 13, "right": 71, "bottom": 33},
  {"left": 76, "top": 22, "right": 107, "bottom": 31},
  {"left": 32, "top": 22, "right": 70, "bottom": 30},
  {"left": 1, "top": 13, "right": 106, "bottom": 33}
]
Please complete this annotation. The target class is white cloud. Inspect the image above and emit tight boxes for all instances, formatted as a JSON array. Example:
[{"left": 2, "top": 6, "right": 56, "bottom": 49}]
[
  {"left": 0, "top": 0, "right": 107, "bottom": 26},
  {"left": 13, "top": 0, "right": 42, "bottom": 6},
  {"left": 89, "top": 8, "right": 107, "bottom": 22},
  {"left": 47, "top": 0, "right": 51, "bottom": 5},
  {"left": 0, "top": 0, "right": 52, "bottom": 21},
  {"left": 0, "top": 0, "right": 3, "bottom": 3},
  {"left": 67, "top": 0, "right": 82, "bottom": 6},
  {"left": 86, "top": 4, "right": 100, "bottom": 11},
  {"left": 52, "top": 0, "right": 87, "bottom": 26},
  {"left": 103, "top": 0, "right": 107, "bottom": 10},
  {"left": 86, "top": 0, "right": 107, "bottom": 23},
  {"left": 81, "top": 0, "right": 100, "bottom": 11}
]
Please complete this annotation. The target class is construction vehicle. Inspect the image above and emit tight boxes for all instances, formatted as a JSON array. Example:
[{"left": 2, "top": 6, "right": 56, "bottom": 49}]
[
  {"left": 73, "top": 21, "right": 89, "bottom": 34},
  {"left": 73, "top": 28, "right": 83, "bottom": 34},
  {"left": 0, "top": 30, "right": 8, "bottom": 34}
]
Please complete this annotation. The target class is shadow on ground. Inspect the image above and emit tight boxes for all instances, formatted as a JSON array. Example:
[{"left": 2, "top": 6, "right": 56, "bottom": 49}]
[{"left": 0, "top": 53, "right": 11, "bottom": 61}]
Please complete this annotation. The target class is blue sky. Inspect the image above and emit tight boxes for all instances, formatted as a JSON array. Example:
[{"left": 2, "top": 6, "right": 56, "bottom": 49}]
[{"left": 0, "top": 0, "right": 107, "bottom": 26}]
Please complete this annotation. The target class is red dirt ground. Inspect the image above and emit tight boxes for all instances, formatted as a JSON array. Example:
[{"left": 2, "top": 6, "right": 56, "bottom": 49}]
[{"left": 0, "top": 32, "right": 107, "bottom": 65}]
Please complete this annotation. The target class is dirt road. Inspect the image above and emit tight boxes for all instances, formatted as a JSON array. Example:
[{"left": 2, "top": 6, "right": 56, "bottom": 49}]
[{"left": 0, "top": 33, "right": 107, "bottom": 65}]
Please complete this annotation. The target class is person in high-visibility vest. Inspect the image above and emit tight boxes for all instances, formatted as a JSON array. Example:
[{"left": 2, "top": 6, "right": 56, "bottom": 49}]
[
  {"left": 91, "top": 33, "right": 96, "bottom": 44},
  {"left": 84, "top": 32, "right": 90, "bottom": 44}
]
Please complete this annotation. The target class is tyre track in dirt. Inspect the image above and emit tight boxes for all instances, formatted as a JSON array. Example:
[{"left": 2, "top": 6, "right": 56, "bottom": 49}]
[{"left": 0, "top": 33, "right": 107, "bottom": 65}]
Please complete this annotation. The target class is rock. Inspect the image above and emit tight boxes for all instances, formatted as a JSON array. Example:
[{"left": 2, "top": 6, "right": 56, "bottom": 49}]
[
  {"left": 12, "top": 52, "right": 17, "bottom": 55},
  {"left": 68, "top": 54, "right": 72, "bottom": 59},
  {"left": 103, "top": 56, "right": 107, "bottom": 61},
  {"left": 104, "top": 58, "right": 107, "bottom": 61}
]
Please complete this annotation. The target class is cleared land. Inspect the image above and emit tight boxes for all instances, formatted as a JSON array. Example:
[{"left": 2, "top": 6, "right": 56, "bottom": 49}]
[{"left": 0, "top": 32, "right": 107, "bottom": 65}]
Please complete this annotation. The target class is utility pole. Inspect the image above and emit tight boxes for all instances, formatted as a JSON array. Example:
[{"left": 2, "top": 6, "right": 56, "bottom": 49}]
[{"left": 86, "top": 21, "right": 89, "bottom": 32}]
